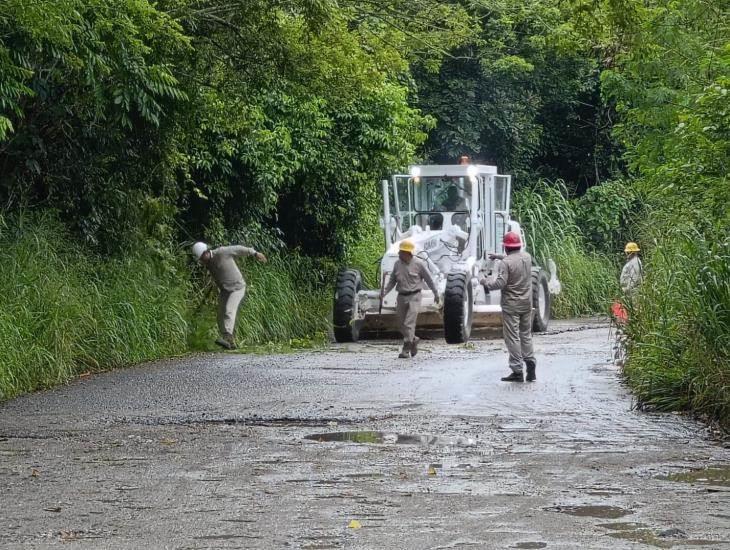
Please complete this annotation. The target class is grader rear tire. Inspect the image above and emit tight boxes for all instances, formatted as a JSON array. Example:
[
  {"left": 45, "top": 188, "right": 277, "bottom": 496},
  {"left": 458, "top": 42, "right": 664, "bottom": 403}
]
[
  {"left": 444, "top": 271, "right": 473, "bottom": 344},
  {"left": 333, "top": 269, "right": 362, "bottom": 343},
  {"left": 531, "top": 268, "right": 550, "bottom": 332}
]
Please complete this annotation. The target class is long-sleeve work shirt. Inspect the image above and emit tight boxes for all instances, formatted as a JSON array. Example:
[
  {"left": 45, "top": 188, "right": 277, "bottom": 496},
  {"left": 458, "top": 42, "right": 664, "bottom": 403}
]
[
  {"left": 207, "top": 245, "right": 257, "bottom": 292},
  {"left": 484, "top": 250, "right": 533, "bottom": 314},
  {"left": 620, "top": 255, "right": 643, "bottom": 294},
  {"left": 384, "top": 257, "right": 438, "bottom": 296}
]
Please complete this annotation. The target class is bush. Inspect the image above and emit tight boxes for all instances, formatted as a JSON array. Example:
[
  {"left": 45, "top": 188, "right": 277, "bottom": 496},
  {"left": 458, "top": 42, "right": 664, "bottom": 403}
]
[
  {"left": 513, "top": 180, "right": 618, "bottom": 317},
  {"left": 575, "top": 179, "right": 644, "bottom": 254}
]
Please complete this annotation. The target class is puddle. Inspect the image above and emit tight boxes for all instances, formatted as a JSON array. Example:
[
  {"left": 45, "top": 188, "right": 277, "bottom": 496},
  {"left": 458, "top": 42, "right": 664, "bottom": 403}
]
[
  {"left": 547, "top": 505, "right": 632, "bottom": 519},
  {"left": 304, "top": 431, "right": 476, "bottom": 446},
  {"left": 606, "top": 530, "right": 672, "bottom": 548},
  {"left": 597, "top": 522, "right": 648, "bottom": 531},
  {"left": 658, "top": 466, "right": 730, "bottom": 486},
  {"left": 514, "top": 543, "right": 548, "bottom": 549}
]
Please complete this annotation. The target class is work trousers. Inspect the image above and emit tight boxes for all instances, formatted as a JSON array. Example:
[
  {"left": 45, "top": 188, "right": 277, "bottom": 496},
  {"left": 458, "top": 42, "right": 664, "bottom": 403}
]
[
  {"left": 502, "top": 309, "right": 535, "bottom": 373},
  {"left": 396, "top": 292, "right": 421, "bottom": 343},
  {"left": 217, "top": 285, "right": 246, "bottom": 337}
]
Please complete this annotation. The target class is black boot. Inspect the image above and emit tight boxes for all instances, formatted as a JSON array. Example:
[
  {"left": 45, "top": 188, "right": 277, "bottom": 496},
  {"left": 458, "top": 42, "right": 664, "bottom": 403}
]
[
  {"left": 525, "top": 360, "right": 536, "bottom": 382},
  {"left": 501, "top": 371, "right": 524, "bottom": 382},
  {"left": 410, "top": 337, "right": 420, "bottom": 357},
  {"left": 398, "top": 342, "right": 411, "bottom": 359}
]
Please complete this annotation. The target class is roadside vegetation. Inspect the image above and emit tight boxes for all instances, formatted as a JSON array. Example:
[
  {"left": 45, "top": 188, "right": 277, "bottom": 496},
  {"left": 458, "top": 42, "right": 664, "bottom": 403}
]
[{"left": 1, "top": 0, "right": 727, "bottom": 428}]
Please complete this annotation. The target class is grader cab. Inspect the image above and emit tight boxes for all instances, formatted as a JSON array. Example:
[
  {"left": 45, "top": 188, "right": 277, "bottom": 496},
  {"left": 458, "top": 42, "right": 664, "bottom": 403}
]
[{"left": 333, "top": 163, "right": 559, "bottom": 343}]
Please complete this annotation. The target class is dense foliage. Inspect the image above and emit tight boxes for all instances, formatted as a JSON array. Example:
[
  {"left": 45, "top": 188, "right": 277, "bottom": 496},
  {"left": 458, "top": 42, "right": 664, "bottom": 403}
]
[{"left": 594, "top": 0, "right": 729, "bottom": 427}]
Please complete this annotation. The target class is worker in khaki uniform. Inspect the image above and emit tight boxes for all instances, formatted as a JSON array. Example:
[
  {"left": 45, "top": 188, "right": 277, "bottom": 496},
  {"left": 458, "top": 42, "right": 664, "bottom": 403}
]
[
  {"left": 480, "top": 231, "right": 536, "bottom": 382},
  {"left": 382, "top": 240, "right": 439, "bottom": 358},
  {"left": 192, "top": 242, "right": 267, "bottom": 350}
]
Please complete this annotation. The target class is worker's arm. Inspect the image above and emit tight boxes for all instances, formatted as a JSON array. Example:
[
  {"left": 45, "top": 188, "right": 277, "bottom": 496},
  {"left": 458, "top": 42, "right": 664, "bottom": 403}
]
[
  {"left": 481, "top": 261, "right": 508, "bottom": 291},
  {"left": 419, "top": 262, "right": 440, "bottom": 302},
  {"left": 218, "top": 245, "right": 267, "bottom": 262},
  {"left": 383, "top": 266, "right": 398, "bottom": 296}
]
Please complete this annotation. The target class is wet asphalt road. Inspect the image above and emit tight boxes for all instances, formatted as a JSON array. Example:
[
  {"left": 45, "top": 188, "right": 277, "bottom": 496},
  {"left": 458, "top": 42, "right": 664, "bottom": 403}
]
[{"left": 1, "top": 319, "right": 729, "bottom": 549}]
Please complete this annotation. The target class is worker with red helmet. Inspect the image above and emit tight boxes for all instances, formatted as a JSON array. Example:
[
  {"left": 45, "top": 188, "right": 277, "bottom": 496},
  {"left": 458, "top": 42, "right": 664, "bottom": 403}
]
[{"left": 480, "top": 231, "right": 537, "bottom": 382}]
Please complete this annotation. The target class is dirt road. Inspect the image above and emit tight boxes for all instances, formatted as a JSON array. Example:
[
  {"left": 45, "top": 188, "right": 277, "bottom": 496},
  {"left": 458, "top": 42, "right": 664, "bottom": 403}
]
[{"left": 1, "top": 319, "right": 728, "bottom": 549}]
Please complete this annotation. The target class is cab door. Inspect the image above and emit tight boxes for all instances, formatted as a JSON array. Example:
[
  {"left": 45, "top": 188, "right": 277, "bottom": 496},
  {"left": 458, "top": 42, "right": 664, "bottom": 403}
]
[{"left": 492, "top": 175, "right": 511, "bottom": 253}]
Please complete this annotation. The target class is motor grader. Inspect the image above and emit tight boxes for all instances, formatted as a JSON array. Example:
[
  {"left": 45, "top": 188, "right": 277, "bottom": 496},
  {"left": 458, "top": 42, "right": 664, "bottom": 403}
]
[{"left": 333, "top": 162, "right": 560, "bottom": 343}]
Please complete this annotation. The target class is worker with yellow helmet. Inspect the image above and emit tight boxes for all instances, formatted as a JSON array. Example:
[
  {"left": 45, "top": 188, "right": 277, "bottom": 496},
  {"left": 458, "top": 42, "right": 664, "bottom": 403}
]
[
  {"left": 381, "top": 240, "right": 439, "bottom": 358},
  {"left": 620, "top": 242, "right": 643, "bottom": 294}
]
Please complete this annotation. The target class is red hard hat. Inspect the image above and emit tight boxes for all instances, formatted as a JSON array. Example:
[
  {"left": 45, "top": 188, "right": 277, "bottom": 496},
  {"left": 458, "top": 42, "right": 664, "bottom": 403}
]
[{"left": 503, "top": 231, "right": 522, "bottom": 249}]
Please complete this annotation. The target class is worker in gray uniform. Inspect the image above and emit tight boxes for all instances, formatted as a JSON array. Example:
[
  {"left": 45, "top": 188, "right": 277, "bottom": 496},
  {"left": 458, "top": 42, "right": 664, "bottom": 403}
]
[
  {"left": 382, "top": 240, "right": 440, "bottom": 358},
  {"left": 192, "top": 242, "right": 267, "bottom": 350},
  {"left": 480, "top": 231, "right": 536, "bottom": 382},
  {"left": 620, "top": 241, "right": 643, "bottom": 295}
]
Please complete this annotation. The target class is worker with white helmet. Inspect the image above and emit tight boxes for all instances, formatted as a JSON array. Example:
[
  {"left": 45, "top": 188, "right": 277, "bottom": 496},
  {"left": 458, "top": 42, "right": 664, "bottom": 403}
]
[
  {"left": 620, "top": 242, "right": 643, "bottom": 295},
  {"left": 192, "top": 241, "right": 267, "bottom": 350},
  {"left": 381, "top": 240, "right": 439, "bottom": 358}
]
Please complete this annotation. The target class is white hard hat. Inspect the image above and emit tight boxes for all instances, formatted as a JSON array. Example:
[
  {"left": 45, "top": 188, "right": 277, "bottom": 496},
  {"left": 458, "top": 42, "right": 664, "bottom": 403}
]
[{"left": 192, "top": 242, "right": 208, "bottom": 260}]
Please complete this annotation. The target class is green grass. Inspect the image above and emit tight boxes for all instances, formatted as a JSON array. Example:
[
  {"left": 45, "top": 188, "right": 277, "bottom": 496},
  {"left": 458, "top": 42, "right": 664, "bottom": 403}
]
[
  {"left": 0, "top": 213, "right": 333, "bottom": 401},
  {"left": 187, "top": 255, "right": 331, "bottom": 349},
  {"left": 622, "top": 228, "right": 730, "bottom": 429},
  {"left": 0, "top": 213, "right": 190, "bottom": 400},
  {"left": 513, "top": 180, "right": 618, "bottom": 317}
]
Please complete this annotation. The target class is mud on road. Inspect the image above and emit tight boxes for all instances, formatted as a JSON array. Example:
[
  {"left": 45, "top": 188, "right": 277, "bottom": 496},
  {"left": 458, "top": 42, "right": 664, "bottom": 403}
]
[{"left": 1, "top": 319, "right": 729, "bottom": 549}]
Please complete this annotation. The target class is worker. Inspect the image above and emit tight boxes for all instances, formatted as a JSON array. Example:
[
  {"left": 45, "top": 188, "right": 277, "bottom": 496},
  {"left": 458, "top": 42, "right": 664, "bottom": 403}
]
[
  {"left": 382, "top": 240, "right": 440, "bottom": 358},
  {"left": 440, "top": 186, "right": 469, "bottom": 211},
  {"left": 192, "top": 242, "right": 268, "bottom": 350},
  {"left": 620, "top": 242, "right": 643, "bottom": 295},
  {"left": 480, "top": 231, "right": 536, "bottom": 382}
]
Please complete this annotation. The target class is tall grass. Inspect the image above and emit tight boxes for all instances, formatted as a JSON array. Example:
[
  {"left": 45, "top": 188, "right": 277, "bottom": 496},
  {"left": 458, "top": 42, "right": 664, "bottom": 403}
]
[
  {"left": 513, "top": 181, "right": 618, "bottom": 317},
  {"left": 0, "top": 213, "right": 334, "bottom": 400},
  {"left": 0, "top": 213, "right": 190, "bottom": 400},
  {"left": 622, "top": 228, "right": 730, "bottom": 429},
  {"left": 187, "top": 254, "right": 331, "bottom": 349}
]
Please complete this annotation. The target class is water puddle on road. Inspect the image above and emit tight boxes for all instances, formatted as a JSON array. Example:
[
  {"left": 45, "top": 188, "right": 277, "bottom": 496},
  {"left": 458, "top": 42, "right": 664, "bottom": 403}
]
[
  {"left": 658, "top": 466, "right": 730, "bottom": 486},
  {"left": 304, "top": 431, "right": 475, "bottom": 446},
  {"left": 547, "top": 505, "right": 632, "bottom": 519}
]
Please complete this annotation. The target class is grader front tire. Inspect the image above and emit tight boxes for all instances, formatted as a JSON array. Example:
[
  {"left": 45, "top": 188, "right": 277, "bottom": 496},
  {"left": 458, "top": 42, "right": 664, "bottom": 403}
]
[
  {"left": 333, "top": 269, "right": 362, "bottom": 343},
  {"left": 443, "top": 271, "right": 473, "bottom": 344}
]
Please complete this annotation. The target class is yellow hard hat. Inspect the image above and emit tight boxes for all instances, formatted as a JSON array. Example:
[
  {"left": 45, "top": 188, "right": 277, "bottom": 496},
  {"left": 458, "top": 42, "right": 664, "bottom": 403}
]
[
  {"left": 624, "top": 242, "right": 640, "bottom": 253},
  {"left": 399, "top": 240, "right": 416, "bottom": 254}
]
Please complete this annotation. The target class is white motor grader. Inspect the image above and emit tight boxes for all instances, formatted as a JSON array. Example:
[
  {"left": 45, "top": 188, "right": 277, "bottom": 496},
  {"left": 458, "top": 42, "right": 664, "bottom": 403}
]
[{"left": 333, "top": 162, "right": 560, "bottom": 343}]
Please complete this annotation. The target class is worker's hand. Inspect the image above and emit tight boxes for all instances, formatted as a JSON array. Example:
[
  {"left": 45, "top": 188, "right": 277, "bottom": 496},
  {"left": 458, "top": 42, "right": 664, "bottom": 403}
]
[
  {"left": 434, "top": 295, "right": 440, "bottom": 305},
  {"left": 255, "top": 252, "right": 268, "bottom": 263},
  {"left": 488, "top": 253, "right": 503, "bottom": 260}
]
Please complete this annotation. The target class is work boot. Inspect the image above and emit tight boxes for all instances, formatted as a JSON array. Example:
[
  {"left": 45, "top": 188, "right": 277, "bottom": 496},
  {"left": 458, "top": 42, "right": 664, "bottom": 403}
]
[
  {"left": 525, "top": 360, "right": 536, "bottom": 382},
  {"left": 410, "top": 337, "right": 420, "bottom": 357},
  {"left": 501, "top": 371, "right": 524, "bottom": 382},
  {"left": 215, "top": 333, "right": 236, "bottom": 350},
  {"left": 398, "top": 342, "right": 411, "bottom": 359}
]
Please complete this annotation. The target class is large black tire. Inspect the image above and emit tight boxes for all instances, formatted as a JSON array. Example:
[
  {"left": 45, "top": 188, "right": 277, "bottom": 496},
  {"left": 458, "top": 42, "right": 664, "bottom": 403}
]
[
  {"left": 333, "top": 269, "right": 362, "bottom": 343},
  {"left": 532, "top": 267, "right": 550, "bottom": 332},
  {"left": 443, "top": 271, "right": 474, "bottom": 344}
]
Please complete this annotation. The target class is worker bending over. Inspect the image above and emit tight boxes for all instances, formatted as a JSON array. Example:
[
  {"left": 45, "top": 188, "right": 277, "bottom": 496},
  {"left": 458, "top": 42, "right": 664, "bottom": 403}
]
[{"left": 192, "top": 242, "right": 268, "bottom": 350}]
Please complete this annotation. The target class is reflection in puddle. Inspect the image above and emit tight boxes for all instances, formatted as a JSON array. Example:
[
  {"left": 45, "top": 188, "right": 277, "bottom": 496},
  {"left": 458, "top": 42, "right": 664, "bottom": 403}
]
[
  {"left": 597, "top": 522, "right": 649, "bottom": 531},
  {"left": 304, "top": 431, "right": 476, "bottom": 446},
  {"left": 547, "top": 505, "right": 631, "bottom": 519},
  {"left": 658, "top": 466, "right": 730, "bottom": 486}
]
